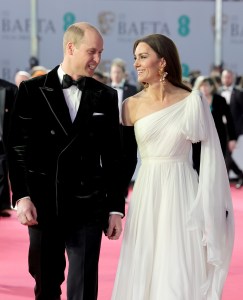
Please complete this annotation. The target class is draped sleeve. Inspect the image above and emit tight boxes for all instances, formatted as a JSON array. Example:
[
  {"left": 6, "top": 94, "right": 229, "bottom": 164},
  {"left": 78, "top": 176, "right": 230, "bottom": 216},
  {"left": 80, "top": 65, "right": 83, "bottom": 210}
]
[{"left": 182, "top": 90, "right": 235, "bottom": 298}]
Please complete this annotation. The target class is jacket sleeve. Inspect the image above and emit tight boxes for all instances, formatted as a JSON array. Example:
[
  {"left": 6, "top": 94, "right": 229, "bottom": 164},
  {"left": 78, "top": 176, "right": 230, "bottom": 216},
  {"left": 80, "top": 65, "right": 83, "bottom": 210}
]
[{"left": 7, "top": 81, "right": 33, "bottom": 205}]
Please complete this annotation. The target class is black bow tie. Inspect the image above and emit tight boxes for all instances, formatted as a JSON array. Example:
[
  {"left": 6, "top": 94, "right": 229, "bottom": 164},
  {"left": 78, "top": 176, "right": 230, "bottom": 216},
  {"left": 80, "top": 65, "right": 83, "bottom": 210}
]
[
  {"left": 223, "top": 86, "right": 231, "bottom": 91},
  {"left": 112, "top": 85, "right": 123, "bottom": 90},
  {"left": 62, "top": 74, "right": 86, "bottom": 90}
]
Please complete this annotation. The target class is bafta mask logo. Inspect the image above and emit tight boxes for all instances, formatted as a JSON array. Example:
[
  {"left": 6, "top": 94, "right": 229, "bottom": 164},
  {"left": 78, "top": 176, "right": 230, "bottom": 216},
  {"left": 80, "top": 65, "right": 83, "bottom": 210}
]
[
  {"left": 211, "top": 14, "right": 228, "bottom": 34},
  {"left": 98, "top": 12, "right": 116, "bottom": 35}
]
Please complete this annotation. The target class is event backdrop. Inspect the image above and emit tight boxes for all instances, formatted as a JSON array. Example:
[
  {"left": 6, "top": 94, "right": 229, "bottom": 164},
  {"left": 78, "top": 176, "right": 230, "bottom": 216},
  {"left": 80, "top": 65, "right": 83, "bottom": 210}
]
[
  {"left": 1, "top": 0, "right": 243, "bottom": 176},
  {"left": 1, "top": 1, "right": 243, "bottom": 83}
]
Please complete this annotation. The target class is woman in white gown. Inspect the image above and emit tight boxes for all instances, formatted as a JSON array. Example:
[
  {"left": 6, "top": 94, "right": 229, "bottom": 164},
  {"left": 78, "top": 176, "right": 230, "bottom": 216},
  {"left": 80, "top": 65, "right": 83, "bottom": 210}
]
[{"left": 111, "top": 34, "right": 234, "bottom": 300}]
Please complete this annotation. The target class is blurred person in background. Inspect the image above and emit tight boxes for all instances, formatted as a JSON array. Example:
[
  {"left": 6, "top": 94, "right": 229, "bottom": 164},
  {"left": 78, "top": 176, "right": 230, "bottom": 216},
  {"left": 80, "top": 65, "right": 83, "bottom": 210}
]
[
  {"left": 0, "top": 78, "right": 17, "bottom": 217},
  {"left": 30, "top": 65, "right": 48, "bottom": 78},
  {"left": 93, "top": 70, "right": 108, "bottom": 84},
  {"left": 194, "top": 76, "right": 237, "bottom": 157},
  {"left": 210, "top": 65, "right": 222, "bottom": 91},
  {"left": 219, "top": 69, "right": 243, "bottom": 188},
  {"left": 110, "top": 58, "right": 138, "bottom": 201},
  {"left": 29, "top": 56, "right": 39, "bottom": 71},
  {"left": 110, "top": 58, "right": 138, "bottom": 123},
  {"left": 236, "top": 75, "right": 243, "bottom": 90},
  {"left": 14, "top": 70, "right": 31, "bottom": 87}
]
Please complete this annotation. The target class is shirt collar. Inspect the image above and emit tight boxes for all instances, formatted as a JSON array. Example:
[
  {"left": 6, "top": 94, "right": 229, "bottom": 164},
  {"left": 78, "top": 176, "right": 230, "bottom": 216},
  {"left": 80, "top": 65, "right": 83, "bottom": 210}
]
[
  {"left": 57, "top": 65, "right": 65, "bottom": 84},
  {"left": 223, "top": 85, "right": 233, "bottom": 91},
  {"left": 111, "top": 78, "right": 125, "bottom": 89}
]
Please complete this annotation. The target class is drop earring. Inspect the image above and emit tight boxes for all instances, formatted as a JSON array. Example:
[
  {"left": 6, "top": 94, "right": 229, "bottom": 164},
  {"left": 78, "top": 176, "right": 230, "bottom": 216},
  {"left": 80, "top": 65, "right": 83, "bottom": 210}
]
[{"left": 159, "top": 69, "right": 168, "bottom": 84}]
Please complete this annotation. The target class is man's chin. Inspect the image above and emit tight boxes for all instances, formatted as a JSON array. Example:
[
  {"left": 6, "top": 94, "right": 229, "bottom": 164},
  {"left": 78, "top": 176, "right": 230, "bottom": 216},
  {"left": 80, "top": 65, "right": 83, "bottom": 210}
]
[{"left": 86, "top": 69, "right": 96, "bottom": 77}]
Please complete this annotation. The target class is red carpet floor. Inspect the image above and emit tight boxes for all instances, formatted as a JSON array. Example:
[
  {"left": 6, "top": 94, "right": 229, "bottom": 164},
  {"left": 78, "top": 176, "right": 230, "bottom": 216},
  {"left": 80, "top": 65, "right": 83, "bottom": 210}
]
[{"left": 0, "top": 185, "right": 242, "bottom": 300}]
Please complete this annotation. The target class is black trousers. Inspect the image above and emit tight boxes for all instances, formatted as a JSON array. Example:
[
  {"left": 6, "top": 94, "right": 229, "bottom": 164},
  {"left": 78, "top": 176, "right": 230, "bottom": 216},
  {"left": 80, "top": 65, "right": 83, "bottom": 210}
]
[
  {"left": 28, "top": 222, "right": 103, "bottom": 300},
  {"left": 225, "top": 148, "right": 243, "bottom": 177}
]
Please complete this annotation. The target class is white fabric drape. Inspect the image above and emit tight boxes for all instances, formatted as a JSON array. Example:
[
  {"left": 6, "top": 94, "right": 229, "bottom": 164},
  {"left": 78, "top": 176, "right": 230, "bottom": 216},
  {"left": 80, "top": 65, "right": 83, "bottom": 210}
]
[{"left": 183, "top": 90, "right": 234, "bottom": 299}]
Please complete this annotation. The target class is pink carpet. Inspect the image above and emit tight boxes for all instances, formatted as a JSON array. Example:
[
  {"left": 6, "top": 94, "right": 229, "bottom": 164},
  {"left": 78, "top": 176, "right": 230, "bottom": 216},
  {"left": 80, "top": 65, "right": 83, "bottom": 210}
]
[{"left": 0, "top": 185, "right": 242, "bottom": 300}]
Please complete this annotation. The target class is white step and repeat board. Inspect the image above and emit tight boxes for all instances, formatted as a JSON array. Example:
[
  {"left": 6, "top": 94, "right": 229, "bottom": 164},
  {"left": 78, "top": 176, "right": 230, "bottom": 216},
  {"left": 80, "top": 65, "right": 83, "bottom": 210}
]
[
  {"left": 1, "top": 0, "right": 243, "bottom": 83},
  {"left": 1, "top": 0, "right": 243, "bottom": 176}
]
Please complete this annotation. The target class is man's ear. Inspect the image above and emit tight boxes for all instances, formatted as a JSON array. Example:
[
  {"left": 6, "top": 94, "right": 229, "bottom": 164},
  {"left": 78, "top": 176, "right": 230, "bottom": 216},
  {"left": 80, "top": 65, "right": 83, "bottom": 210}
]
[{"left": 66, "top": 42, "right": 75, "bottom": 55}]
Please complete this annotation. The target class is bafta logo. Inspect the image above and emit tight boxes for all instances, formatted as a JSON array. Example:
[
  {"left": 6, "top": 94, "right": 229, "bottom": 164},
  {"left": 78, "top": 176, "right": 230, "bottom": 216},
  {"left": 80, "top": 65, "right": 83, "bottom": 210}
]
[
  {"left": 98, "top": 12, "right": 116, "bottom": 35},
  {"left": 211, "top": 14, "right": 228, "bottom": 34}
]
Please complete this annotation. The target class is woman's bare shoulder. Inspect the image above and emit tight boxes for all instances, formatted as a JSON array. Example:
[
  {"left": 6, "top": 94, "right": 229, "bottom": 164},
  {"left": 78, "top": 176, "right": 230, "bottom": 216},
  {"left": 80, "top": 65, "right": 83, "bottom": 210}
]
[{"left": 122, "top": 92, "right": 142, "bottom": 126}]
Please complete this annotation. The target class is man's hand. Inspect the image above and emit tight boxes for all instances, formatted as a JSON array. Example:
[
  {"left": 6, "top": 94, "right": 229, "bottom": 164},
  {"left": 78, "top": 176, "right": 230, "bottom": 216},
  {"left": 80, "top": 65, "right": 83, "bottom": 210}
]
[
  {"left": 17, "top": 198, "right": 38, "bottom": 226},
  {"left": 106, "top": 214, "right": 123, "bottom": 240}
]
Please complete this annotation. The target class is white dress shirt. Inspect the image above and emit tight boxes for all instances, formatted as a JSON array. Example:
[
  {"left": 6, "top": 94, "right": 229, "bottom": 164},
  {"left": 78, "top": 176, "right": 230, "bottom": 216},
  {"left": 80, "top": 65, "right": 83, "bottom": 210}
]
[
  {"left": 58, "top": 66, "right": 82, "bottom": 122},
  {"left": 112, "top": 79, "right": 125, "bottom": 123},
  {"left": 221, "top": 85, "right": 233, "bottom": 105}
]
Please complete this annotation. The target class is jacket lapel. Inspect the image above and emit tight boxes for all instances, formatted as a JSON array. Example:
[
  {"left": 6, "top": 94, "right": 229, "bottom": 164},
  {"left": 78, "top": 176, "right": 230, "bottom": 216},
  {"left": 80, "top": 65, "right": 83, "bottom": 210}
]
[
  {"left": 39, "top": 69, "right": 103, "bottom": 138},
  {"left": 39, "top": 67, "right": 72, "bottom": 136}
]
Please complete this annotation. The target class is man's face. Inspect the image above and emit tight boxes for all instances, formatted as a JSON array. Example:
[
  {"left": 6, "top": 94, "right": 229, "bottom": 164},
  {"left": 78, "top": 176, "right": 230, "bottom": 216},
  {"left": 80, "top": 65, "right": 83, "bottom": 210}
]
[
  {"left": 110, "top": 65, "right": 125, "bottom": 84},
  {"left": 71, "top": 29, "right": 104, "bottom": 78},
  {"left": 221, "top": 71, "right": 234, "bottom": 87}
]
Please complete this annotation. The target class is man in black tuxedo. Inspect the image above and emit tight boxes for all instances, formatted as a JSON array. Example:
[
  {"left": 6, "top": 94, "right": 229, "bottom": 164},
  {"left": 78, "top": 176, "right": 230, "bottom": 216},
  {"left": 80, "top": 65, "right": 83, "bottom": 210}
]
[
  {"left": 219, "top": 69, "right": 243, "bottom": 189},
  {"left": 8, "top": 22, "right": 136, "bottom": 300},
  {"left": 0, "top": 79, "right": 17, "bottom": 217}
]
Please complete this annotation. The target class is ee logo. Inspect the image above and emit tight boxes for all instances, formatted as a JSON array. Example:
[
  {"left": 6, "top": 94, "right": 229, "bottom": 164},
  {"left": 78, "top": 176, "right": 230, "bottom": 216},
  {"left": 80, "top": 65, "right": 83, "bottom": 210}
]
[
  {"left": 63, "top": 13, "right": 76, "bottom": 31},
  {"left": 182, "top": 64, "right": 190, "bottom": 77},
  {"left": 178, "top": 15, "right": 190, "bottom": 37}
]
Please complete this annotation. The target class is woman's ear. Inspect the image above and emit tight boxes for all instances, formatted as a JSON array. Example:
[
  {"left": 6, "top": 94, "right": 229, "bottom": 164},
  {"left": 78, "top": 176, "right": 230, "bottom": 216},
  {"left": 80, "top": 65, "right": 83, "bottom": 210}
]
[{"left": 160, "top": 58, "right": 166, "bottom": 69}]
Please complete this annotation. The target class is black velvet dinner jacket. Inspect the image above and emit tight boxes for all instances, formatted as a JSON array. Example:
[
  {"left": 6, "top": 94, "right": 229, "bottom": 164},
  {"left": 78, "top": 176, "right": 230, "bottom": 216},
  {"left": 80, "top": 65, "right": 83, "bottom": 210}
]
[
  {"left": 229, "top": 88, "right": 243, "bottom": 138},
  {"left": 7, "top": 66, "right": 126, "bottom": 226},
  {"left": 218, "top": 86, "right": 243, "bottom": 138}
]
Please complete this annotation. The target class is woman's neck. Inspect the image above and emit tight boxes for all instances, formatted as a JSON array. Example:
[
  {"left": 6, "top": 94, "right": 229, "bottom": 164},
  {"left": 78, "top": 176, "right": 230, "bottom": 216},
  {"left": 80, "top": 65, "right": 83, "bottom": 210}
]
[{"left": 205, "top": 94, "right": 213, "bottom": 105}]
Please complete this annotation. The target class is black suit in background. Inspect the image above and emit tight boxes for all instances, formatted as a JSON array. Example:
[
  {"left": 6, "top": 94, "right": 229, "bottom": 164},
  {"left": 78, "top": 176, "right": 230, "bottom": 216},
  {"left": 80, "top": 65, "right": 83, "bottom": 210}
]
[
  {"left": 192, "top": 93, "right": 236, "bottom": 176},
  {"left": 218, "top": 87, "right": 243, "bottom": 186},
  {"left": 0, "top": 79, "right": 17, "bottom": 216},
  {"left": 111, "top": 80, "right": 138, "bottom": 198},
  {"left": 121, "top": 82, "right": 138, "bottom": 194},
  {"left": 228, "top": 87, "right": 243, "bottom": 138},
  {"left": 122, "top": 81, "right": 138, "bottom": 101},
  {"left": 210, "top": 93, "right": 236, "bottom": 156}
]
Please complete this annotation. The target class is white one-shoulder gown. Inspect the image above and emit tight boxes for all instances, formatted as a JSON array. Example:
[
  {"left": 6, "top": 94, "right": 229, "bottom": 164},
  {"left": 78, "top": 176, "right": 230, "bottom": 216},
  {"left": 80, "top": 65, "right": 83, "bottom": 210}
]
[{"left": 111, "top": 90, "right": 234, "bottom": 300}]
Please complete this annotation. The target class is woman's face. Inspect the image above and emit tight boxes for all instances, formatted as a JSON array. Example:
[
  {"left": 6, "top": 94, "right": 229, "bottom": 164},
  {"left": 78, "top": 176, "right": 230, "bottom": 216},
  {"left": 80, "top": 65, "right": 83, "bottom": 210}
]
[
  {"left": 199, "top": 81, "right": 213, "bottom": 97},
  {"left": 133, "top": 42, "right": 162, "bottom": 84}
]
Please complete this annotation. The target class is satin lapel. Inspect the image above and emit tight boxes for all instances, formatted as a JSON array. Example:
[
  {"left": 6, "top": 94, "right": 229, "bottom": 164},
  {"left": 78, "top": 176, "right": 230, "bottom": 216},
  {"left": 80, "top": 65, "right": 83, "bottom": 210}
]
[{"left": 39, "top": 69, "right": 72, "bottom": 136}]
